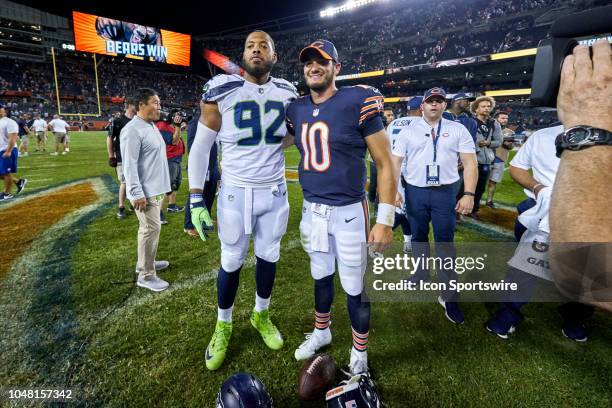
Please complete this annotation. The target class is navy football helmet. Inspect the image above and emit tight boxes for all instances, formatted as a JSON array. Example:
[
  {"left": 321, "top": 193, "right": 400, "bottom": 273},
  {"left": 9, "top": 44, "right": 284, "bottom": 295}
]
[{"left": 216, "top": 372, "right": 273, "bottom": 408}]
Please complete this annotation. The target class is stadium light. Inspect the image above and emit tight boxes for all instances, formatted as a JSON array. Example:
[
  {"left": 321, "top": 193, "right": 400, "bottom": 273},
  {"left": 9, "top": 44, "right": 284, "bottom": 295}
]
[{"left": 320, "top": 0, "right": 380, "bottom": 18}]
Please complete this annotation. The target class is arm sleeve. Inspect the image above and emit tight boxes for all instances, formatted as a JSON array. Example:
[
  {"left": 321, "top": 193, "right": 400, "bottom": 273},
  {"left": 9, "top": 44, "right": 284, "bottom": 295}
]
[
  {"left": 188, "top": 121, "right": 217, "bottom": 190},
  {"left": 510, "top": 132, "right": 535, "bottom": 170},
  {"left": 120, "top": 127, "right": 145, "bottom": 200},
  {"left": 358, "top": 87, "right": 385, "bottom": 137}
]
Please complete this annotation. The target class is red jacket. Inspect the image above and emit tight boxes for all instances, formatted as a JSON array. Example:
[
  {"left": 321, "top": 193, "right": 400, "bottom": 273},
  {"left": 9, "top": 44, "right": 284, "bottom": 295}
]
[{"left": 156, "top": 121, "right": 185, "bottom": 160}]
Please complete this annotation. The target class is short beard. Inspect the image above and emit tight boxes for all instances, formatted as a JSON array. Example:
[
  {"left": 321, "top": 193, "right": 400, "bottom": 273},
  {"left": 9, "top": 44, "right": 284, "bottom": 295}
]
[
  {"left": 242, "top": 57, "right": 273, "bottom": 79},
  {"left": 307, "top": 73, "right": 334, "bottom": 93}
]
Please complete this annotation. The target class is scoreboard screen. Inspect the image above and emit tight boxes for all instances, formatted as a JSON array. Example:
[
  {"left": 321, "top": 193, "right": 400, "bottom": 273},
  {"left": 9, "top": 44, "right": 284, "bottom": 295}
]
[{"left": 72, "top": 11, "right": 191, "bottom": 66}]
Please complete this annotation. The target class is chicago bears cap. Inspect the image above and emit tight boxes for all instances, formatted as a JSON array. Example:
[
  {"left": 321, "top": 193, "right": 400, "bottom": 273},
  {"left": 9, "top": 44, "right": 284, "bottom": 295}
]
[
  {"left": 299, "top": 40, "right": 339, "bottom": 63},
  {"left": 423, "top": 87, "right": 447, "bottom": 102}
]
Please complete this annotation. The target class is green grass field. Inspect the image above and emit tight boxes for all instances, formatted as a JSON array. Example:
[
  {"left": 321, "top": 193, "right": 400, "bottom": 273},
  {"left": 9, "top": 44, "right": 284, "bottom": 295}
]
[{"left": 1, "top": 132, "right": 610, "bottom": 407}]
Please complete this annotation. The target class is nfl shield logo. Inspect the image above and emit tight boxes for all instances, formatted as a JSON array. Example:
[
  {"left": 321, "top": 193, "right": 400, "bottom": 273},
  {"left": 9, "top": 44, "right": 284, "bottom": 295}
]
[
  {"left": 258, "top": 88, "right": 264, "bottom": 94},
  {"left": 313, "top": 108, "right": 319, "bottom": 117},
  {"left": 228, "top": 195, "right": 234, "bottom": 202},
  {"left": 345, "top": 401, "right": 357, "bottom": 408}
]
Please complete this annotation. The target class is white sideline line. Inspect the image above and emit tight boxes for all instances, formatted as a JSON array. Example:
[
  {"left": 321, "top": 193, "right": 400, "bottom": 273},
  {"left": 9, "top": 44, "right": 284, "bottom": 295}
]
[
  {"left": 19, "top": 161, "right": 106, "bottom": 170},
  {"left": 24, "top": 178, "right": 53, "bottom": 183},
  {"left": 100, "top": 237, "right": 304, "bottom": 323}
]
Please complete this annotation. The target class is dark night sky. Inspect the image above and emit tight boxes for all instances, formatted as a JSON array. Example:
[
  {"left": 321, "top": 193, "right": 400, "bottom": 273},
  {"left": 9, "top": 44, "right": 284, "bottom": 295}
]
[{"left": 15, "top": 0, "right": 334, "bottom": 35}]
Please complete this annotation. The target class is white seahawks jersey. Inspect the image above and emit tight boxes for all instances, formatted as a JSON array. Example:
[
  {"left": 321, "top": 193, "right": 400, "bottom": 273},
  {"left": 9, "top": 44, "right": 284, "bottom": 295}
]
[
  {"left": 387, "top": 116, "right": 417, "bottom": 196},
  {"left": 202, "top": 74, "right": 298, "bottom": 187}
]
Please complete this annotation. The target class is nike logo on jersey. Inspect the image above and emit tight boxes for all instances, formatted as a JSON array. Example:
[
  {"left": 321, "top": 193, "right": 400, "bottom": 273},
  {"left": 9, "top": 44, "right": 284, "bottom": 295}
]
[{"left": 345, "top": 217, "right": 357, "bottom": 223}]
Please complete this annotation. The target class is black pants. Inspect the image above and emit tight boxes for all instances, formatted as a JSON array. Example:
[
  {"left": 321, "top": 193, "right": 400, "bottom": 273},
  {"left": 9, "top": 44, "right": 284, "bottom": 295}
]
[
  {"left": 368, "top": 161, "right": 378, "bottom": 205},
  {"left": 474, "top": 163, "right": 490, "bottom": 213}
]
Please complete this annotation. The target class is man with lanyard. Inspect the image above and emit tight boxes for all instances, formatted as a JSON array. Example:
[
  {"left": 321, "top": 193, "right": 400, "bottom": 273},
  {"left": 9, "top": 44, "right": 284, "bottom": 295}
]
[
  {"left": 391, "top": 87, "right": 478, "bottom": 324},
  {"left": 470, "top": 96, "right": 502, "bottom": 219}
]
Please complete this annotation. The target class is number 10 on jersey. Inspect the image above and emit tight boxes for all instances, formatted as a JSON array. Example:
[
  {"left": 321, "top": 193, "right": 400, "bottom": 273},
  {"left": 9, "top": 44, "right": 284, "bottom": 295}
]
[{"left": 301, "top": 122, "right": 331, "bottom": 172}]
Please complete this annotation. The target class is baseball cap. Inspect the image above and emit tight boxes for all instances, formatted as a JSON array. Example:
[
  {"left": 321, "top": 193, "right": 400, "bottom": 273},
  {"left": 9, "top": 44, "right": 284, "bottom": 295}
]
[
  {"left": 0, "top": 102, "right": 5, "bottom": 109},
  {"left": 299, "top": 40, "right": 339, "bottom": 63},
  {"left": 407, "top": 96, "right": 423, "bottom": 111},
  {"left": 423, "top": 87, "right": 447, "bottom": 102},
  {"left": 451, "top": 92, "right": 475, "bottom": 102}
]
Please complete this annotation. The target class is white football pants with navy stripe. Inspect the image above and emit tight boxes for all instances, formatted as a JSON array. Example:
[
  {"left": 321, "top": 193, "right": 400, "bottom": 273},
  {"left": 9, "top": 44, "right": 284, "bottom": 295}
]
[
  {"left": 217, "top": 182, "right": 289, "bottom": 272},
  {"left": 299, "top": 199, "right": 369, "bottom": 296}
]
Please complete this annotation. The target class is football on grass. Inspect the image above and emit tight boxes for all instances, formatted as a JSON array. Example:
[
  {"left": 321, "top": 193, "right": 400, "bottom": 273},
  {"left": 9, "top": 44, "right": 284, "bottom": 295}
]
[{"left": 297, "top": 353, "right": 336, "bottom": 400}]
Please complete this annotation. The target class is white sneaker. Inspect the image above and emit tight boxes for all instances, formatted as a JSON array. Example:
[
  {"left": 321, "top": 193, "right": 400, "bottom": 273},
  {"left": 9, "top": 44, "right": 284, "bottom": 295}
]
[
  {"left": 65, "top": 148, "right": 70, "bottom": 152},
  {"left": 403, "top": 240, "right": 412, "bottom": 254},
  {"left": 62, "top": 151, "right": 67, "bottom": 155},
  {"left": 349, "top": 348, "right": 368, "bottom": 376},
  {"left": 50, "top": 152, "right": 58, "bottom": 156},
  {"left": 135, "top": 260, "right": 169, "bottom": 274},
  {"left": 294, "top": 328, "right": 332, "bottom": 360},
  {"left": 136, "top": 275, "right": 169, "bottom": 292}
]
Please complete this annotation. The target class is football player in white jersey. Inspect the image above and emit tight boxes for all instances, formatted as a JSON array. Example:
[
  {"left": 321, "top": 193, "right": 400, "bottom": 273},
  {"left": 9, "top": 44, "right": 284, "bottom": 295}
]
[
  {"left": 188, "top": 31, "right": 298, "bottom": 370},
  {"left": 387, "top": 98, "right": 422, "bottom": 252}
]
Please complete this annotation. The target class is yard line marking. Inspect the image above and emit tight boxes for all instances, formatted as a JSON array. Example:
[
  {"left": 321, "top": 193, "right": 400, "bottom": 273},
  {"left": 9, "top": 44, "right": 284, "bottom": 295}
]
[{"left": 100, "top": 237, "right": 304, "bottom": 323}]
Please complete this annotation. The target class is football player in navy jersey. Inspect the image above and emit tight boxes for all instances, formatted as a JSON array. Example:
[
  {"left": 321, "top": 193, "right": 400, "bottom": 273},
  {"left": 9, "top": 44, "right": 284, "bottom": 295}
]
[{"left": 284, "top": 40, "right": 397, "bottom": 375}]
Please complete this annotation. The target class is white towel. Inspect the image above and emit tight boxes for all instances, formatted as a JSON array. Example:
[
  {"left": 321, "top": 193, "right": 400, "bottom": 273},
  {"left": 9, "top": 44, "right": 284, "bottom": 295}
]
[
  {"left": 310, "top": 203, "right": 331, "bottom": 253},
  {"left": 518, "top": 186, "right": 552, "bottom": 234},
  {"left": 508, "top": 229, "right": 553, "bottom": 281}
]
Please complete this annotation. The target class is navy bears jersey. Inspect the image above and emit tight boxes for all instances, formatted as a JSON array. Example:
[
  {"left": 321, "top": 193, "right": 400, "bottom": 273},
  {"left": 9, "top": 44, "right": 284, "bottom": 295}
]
[{"left": 286, "top": 86, "right": 384, "bottom": 206}]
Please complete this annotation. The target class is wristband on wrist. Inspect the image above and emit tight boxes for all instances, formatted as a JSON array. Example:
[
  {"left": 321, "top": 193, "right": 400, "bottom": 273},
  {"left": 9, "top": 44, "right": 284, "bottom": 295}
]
[
  {"left": 190, "top": 193, "right": 203, "bottom": 203},
  {"left": 532, "top": 183, "right": 543, "bottom": 193},
  {"left": 376, "top": 203, "right": 395, "bottom": 227},
  {"left": 463, "top": 192, "right": 475, "bottom": 197}
]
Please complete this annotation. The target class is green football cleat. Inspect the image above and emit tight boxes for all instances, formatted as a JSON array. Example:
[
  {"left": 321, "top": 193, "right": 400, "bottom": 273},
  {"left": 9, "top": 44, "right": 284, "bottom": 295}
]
[
  {"left": 250, "top": 309, "right": 284, "bottom": 350},
  {"left": 204, "top": 320, "right": 232, "bottom": 371}
]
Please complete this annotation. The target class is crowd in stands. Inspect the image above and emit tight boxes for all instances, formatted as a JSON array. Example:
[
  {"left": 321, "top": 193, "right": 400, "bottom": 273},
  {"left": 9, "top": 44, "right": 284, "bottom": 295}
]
[
  {"left": 0, "top": 57, "right": 202, "bottom": 120},
  {"left": 201, "top": 0, "right": 603, "bottom": 82},
  {"left": 1, "top": 0, "right": 588, "bottom": 126}
]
